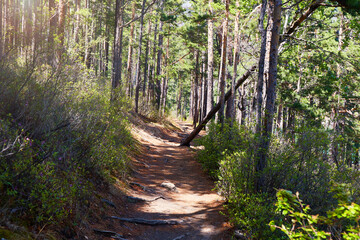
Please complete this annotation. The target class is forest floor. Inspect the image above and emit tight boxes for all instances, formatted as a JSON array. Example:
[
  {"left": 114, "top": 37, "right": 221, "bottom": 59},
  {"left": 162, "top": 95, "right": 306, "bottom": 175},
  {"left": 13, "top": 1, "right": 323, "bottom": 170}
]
[{"left": 85, "top": 114, "right": 232, "bottom": 240}]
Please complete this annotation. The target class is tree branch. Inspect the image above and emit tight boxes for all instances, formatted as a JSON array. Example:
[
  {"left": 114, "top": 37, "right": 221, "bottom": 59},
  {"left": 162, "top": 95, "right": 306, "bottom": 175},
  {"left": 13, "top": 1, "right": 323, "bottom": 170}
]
[{"left": 119, "top": 0, "right": 157, "bottom": 29}]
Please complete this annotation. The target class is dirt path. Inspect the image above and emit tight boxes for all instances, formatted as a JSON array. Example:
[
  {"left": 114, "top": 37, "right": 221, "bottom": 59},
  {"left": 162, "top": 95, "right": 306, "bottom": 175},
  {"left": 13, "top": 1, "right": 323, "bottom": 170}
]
[{"left": 123, "top": 119, "right": 231, "bottom": 240}]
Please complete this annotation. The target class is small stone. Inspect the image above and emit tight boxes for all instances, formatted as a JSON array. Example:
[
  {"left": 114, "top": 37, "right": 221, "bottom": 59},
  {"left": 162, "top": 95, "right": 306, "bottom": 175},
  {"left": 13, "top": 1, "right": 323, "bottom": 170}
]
[
  {"left": 234, "top": 230, "right": 247, "bottom": 239},
  {"left": 160, "top": 182, "right": 176, "bottom": 191}
]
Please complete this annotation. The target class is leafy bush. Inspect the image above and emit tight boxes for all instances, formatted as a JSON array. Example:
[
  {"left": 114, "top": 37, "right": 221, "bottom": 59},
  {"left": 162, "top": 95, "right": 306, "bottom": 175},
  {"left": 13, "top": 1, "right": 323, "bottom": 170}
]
[
  {"left": 196, "top": 122, "right": 245, "bottom": 178},
  {"left": 0, "top": 54, "right": 132, "bottom": 227},
  {"left": 226, "top": 192, "right": 279, "bottom": 239},
  {"left": 270, "top": 189, "right": 360, "bottom": 239},
  {"left": 197, "top": 123, "right": 360, "bottom": 238}
]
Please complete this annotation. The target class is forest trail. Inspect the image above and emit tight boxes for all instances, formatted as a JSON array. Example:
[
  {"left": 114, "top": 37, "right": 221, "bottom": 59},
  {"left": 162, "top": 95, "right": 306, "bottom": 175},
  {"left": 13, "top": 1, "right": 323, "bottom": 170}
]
[{"left": 120, "top": 117, "right": 231, "bottom": 240}]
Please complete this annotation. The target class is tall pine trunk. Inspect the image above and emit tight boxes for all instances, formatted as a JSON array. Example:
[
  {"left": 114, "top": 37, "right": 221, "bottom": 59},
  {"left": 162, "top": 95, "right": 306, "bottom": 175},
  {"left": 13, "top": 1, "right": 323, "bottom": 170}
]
[
  {"left": 126, "top": 2, "right": 136, "bottom": 97},
  {"left": 206, "top": 0, "right": 214, "bottom": 116},
  {"left": 201, "top": 52, "right": 207, "bottom": 121},
  {"left": 193, "top": 49, "right": 200, "bottom": 127},
  {"left": 48, "top": 0, "right": 57, "bottom": 63},
  {"left": 0, "top": 0, "right": 3, "bottom": 58},
  {"left": 156, "top": 0, "right": 164, "bottom": 110},
  {"left": 255, "top": 0, "right": 268, "bottom": 134},
  {"left": 218, "top": 0, "right": 229, "bottom": 126},
  {"left": 143, "top": 20, "right": 152, "bottom": 95},
  {"left": 227, "top": 0, "right": 240, "bottom": 123},
  {"left": 57, "top": 0, "right": 67, "bottom": 60},
  {"left": 135, "top": 0, "right": 147, "bottom": 113},
  {"left": 112, "top": 0, "right": 124, "bottom": 92},
  {"left": 256, "top": 0, "right": 282, "bottom": 192}
]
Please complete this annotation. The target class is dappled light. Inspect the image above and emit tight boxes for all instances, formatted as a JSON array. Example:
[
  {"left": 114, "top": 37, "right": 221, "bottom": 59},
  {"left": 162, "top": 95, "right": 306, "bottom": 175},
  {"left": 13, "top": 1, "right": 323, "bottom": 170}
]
[{"left": 0, "top": 0, "right": 359, "bottom": 239}]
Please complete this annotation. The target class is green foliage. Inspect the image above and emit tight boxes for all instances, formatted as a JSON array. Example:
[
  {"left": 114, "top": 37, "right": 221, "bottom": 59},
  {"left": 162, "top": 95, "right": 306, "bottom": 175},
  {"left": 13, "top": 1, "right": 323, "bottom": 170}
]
[
  {"left": 270, "top": 189, "right": 360, "bottom": 239},
  {"left": 197, "top": 122, "right": 360, "bottom": 238},
  {"left": 196, "top": 122, "right": 245, "bottom": 178},
  {"left": 226, "top": 192, "right": 279, "bottom": 239},
  {"left": 0, "top": 53, "right": 132, "bottom": 227}
]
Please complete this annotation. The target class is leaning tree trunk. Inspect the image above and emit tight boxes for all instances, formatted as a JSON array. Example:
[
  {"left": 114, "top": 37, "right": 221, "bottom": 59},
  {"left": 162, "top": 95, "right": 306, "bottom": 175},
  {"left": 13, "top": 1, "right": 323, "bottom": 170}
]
[
  {"left": 256, "top": 0, "right": 282, "bottom": 193},
  {"left": 181, "top": 66, "right": 256, "bottom": 146},
  {"left": 181, "top": 0, "right": 324, "bottom": 146}
]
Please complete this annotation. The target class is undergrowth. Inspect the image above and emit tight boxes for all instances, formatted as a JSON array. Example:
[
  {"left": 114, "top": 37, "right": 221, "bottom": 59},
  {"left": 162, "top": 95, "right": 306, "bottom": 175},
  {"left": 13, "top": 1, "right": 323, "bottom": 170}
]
[
  {"left": 0, "top": 53, "right": 133, "bottom": 233},
  {"left": 196, "top": 122, "right": 360, "bottom": 239}
]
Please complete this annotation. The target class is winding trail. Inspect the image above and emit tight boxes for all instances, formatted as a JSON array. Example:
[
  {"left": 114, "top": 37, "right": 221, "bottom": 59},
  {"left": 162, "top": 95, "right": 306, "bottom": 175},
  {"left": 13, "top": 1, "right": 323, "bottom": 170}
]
[{"left": 125, "top": 119, "right": 231, "bottom": 240}]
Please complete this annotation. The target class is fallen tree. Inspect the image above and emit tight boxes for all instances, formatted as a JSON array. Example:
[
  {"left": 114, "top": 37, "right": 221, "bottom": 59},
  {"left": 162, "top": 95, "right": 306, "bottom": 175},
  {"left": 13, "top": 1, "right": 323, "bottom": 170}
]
[
  {"left": 180, "top": 0, "right": 327, "bottom": 146},
  {"left": 180, "top": 65, "right": 256, "bottom": 146}
]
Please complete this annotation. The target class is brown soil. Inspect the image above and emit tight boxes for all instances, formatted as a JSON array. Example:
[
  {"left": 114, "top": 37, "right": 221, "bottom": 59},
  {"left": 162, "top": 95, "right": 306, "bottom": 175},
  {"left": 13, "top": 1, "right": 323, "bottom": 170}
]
[{"left": 82, "top": 116, "right": 232, "bottom": 240}]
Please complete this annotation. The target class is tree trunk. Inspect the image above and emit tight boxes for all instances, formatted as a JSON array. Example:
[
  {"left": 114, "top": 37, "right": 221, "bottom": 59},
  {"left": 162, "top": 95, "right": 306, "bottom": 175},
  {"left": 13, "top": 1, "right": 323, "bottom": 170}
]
[
  {"left": 177, "top": 80, "right": 183, "bottom": 117},
  {"left": 104, "top": 20, "right": 110, "bottom": 76},
  {"left": 135, "top": 0, "right": 147, "bottom": 113},
  {"left": 57, "top": 0, "right": 67, "bottom": 60},
  {"left": 202, "top": 52, "right": 207, "bottom": 121},
  {"left": 331, "top": 10, "right": 344, "bottom": 168},
  {"left": 256, "top": 0, "right": 282, "bottom": 193},
  {"left": 239, "top": 85, "right": 247, "bottom": 125},
  {"left": 255, "top": 0, "right": 268, "bottom": 134},
  {"left": 160, "top": 38, "right": 170, "bottom": 115},
  {"left": 206, "top": 0, "right": 214, "bottom": 116},
  {"left": 3, "top": 0, "right": 8, "bottom": 52},
  {"left": 13, "top": 0, "right": 20, "bottom": 51},
  {"left": 48, "top": 0, "right": 57, "bottom": 63},
  {"left": 193, "top": 49, "right": 200, "bottom": 127},
  {"left": 0, "top": 0, "right": 3, "bottom": 58},
  {"left": 73, "top": 0, "right": 80, "bottom": 43},
  {"left": 181, "top": 66, "right": 256, "bottom": 146},
  {"left": 111, "top": 0, "right": 124, "bottom": 92},
  {"left": 226, "top": 0, "right": 240, "bottom": 123},
  {"left": 143, "top": 20, "right": 152, "bottom": 95},
  {"left": 126, "top": 1, "right": 136, "bottom": 97},
  {"left": 149, "top": 21, "right": 158, "bottom": 104},
  {"left": 218, "top": 0, "right": 229, "bottom": 126},
  {"left": 156, "top": 0, "right": 164, "bottom": 109},
  {"left": 189, "top": 76, "right": 194, "bottom": 120},
  {"left": 181, "top": 0, "right": 323, "bottom": 146},
  {"left": 4, "top": 0, "right": 10, "bottom": 52}
]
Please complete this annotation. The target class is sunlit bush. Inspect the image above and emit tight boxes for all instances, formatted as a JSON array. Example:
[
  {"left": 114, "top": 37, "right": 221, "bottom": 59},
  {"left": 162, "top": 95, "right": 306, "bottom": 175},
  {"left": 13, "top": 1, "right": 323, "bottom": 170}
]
[
  {"left": 196, "top": 122, "right": 360, "bottom": 238},
  {"left": 0, "top": 55, "right": 132, "bottom": 226}
]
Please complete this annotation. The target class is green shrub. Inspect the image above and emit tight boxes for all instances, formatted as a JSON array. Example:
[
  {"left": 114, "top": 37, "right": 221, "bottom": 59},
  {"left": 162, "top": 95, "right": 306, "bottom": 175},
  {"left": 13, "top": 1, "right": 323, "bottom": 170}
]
[
  {"left": 270, "top": 189, "right": 360, "bottom": 239},
  {"left": 196, "top": 122, "right": 246, "bottom": 178},
  {"left": 226, "top": 192, "right": 280, "bottom": 239},
  {"left": 0, "top": 54, "right": 132, "bottom": 227},
  {"left": 197, "top": 123, "right": 360, "bottom": 238}
]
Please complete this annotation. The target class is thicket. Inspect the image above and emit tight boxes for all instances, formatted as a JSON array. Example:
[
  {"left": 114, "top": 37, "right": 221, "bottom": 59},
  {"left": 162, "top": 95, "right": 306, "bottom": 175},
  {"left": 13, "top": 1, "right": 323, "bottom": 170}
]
[
  {"left": 271, "top": 188, "right": 360, "bottom": 239},
  {"left": 0, "top": 54, "right": 133, "bottom": 228},
  {"left": 196, "top": 122, "right": 360, "bottom": 239}
]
